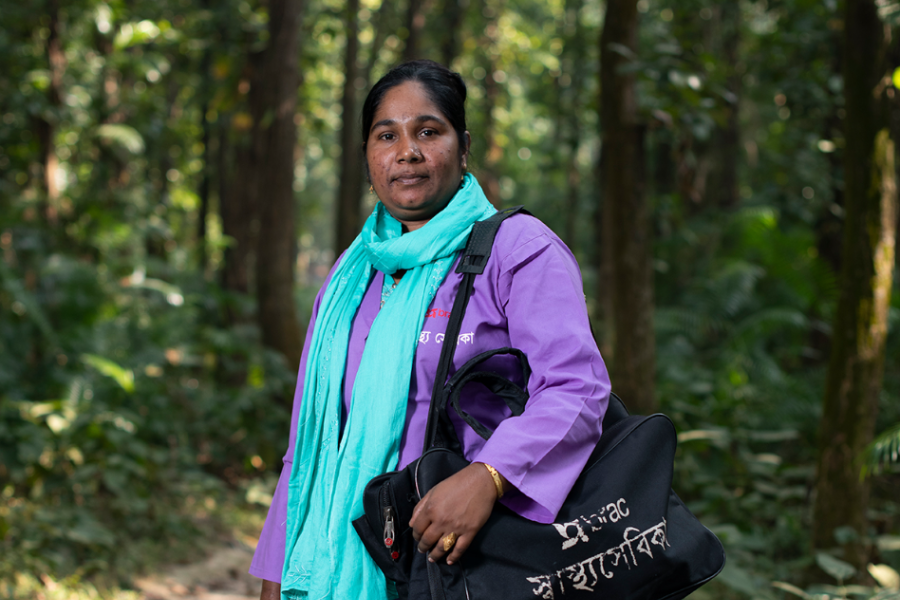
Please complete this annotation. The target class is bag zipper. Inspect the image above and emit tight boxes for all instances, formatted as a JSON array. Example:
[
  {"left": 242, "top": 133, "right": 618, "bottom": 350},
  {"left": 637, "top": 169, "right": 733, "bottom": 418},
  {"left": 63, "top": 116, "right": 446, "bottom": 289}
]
[{"left": 381, "top": 484, "right": 399, "bottom": 561}]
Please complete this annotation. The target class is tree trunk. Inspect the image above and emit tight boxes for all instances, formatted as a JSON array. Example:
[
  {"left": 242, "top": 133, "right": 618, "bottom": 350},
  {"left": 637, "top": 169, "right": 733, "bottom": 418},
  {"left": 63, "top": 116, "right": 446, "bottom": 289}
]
[
  {"left": 254, "top": 0, "right": 306, "bottom": 373},
  {"left": 36, "top": 0, "right": 64, "bottom": 227},
  {"left": 709, "top": 1, "right": 741, "bottom": 209},
  {"left": 335, "top": 0, "right": 363, "bottom": 256},
  {"left": 361, "top": 0, "right": 392, "bottom": 90},
  {"left": 811, "top": 0, "right": 897, "bottom": 572},
  {"left": 477, "top": 0, "right": 503, "bottom": 207},
  {"left": 599, "top": 0, "right": 656, "bottom": 414},
  {"left": 253, "top": 0, "right": 306, "bottom": 373},
  {"left": 561, "top": 0, "right": 585, "bottom": 247},
  {"left": 440, "top": 0, "right": 464, "bottom": 67},
  {"left": 816, "top": 35, "right": 846, "bottom": 276},
  {"left": 403, "top": 0, "right": 425, "bottom": 61},
  {"left": 198, "top": 41, "right": 212, "bottom": 272},
  {"left": 222, "top": 141, "right": 256, "bottom": 297}
]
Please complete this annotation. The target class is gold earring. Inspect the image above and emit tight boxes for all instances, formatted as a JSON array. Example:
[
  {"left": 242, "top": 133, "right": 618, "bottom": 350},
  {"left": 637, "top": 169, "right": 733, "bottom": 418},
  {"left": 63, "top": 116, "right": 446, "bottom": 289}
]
[{"left": 369, "top": 185, "right": 374, "bottom": 193}]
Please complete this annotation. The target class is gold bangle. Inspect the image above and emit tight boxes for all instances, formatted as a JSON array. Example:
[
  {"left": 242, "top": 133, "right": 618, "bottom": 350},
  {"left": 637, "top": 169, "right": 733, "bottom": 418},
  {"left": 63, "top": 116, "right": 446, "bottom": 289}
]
[{"left": 482, "top": 463, "right": 504, "bottom": 499}]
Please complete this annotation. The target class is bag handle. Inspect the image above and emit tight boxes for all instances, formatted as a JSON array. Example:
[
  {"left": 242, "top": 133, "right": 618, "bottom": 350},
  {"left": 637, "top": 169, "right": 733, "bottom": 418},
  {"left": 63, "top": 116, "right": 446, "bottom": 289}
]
[
  {"left": 442, "top": 347, "right": 531, "bottom": 440},
  {"left": 422, "top": 206, "right": 529, "bottom": 453}
]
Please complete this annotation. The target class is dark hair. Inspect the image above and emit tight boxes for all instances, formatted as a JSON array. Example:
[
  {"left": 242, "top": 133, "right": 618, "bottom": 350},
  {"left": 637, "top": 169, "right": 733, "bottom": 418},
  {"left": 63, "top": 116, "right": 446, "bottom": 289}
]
[{"left": 361, "top": 60, "right": 468, "bottom": 155}]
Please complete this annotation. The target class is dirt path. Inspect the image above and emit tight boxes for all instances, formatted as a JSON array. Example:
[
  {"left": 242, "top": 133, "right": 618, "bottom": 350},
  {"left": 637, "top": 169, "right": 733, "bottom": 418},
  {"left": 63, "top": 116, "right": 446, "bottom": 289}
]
[{"left": 131, "top": 544, "right": 259, "bottom": 600}]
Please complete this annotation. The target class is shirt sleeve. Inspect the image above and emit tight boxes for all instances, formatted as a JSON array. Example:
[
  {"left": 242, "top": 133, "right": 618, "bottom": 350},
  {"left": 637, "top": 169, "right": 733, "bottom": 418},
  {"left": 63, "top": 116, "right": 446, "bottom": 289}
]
[
  {"left": 249, "top": 284, "right": 327, "bottom": 583},
  {"left": 471, "top": 225, "right": 610, "bottom": 524}
]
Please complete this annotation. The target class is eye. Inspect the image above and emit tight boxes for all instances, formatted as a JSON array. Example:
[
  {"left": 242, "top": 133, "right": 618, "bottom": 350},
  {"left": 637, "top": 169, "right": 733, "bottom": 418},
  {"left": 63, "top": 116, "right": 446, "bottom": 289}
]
[
  {"left": 378, "top": 132, "right": 395, "bottom": 141},
  {"left": 420, "top": 129, "right": 437, "bottom": 137}
]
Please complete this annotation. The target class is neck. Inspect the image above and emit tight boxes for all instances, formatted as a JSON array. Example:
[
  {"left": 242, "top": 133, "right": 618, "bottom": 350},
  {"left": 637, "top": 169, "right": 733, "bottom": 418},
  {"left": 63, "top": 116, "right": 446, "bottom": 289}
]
[{"left": 400, "top": 219, "right": 428, "bottom": 233}]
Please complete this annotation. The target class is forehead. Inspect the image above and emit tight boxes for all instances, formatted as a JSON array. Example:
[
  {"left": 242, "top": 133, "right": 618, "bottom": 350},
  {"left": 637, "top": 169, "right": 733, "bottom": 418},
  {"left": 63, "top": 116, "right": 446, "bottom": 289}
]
[{"left": 372, "top": 81, "right": 446, "bottom": 125}]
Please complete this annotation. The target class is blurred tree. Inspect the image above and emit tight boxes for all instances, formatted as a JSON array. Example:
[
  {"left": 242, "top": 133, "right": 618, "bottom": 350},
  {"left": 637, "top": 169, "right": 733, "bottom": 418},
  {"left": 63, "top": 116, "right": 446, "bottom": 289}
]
[
  {"left": 253, "top": 0, "right": 306, "bottom": 374},
  {"left": 34, "top": 0, "right": 65, "bottom": 229},
  {"left": 360, "top": 0, "right": 394, "bottom": 89},
  {"left": 335, "top": 0, "right": 363, "bottom": 256},
  {"left": 3, "top": 0, "right": 900, "bottom": 593},
  {"left": 403, "top": 0, "right": 426, "bottom": 61},
  {"left": 221, "top": 135, "right": 255, "bottom": 298},
  {"left": 599, "top": 0, "right": 656, "bottom": 414},
  {"left": 224, "top": 28, "right": 262, "bottom": 299},
  {"left": 811, "top": 0, "right": 897, "bottom": 572},
  {"left": 558, "top": 0, "right": 588, "bottom": 247},
  {"left": 197, "top": 0, "right": 213, "bottom": 272},
  {"left": 440, "top": 0, "right": 464, "bottom": 67},
  {"left": 475, "top": 0, "right": 504, "bottom": 207},
  {"left": 705, "top": 1, "right": 741, "bottom": 209}
]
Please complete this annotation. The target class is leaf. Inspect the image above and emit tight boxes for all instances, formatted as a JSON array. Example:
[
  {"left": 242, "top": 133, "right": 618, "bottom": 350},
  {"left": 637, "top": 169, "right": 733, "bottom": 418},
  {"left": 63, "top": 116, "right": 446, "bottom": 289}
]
[
  {"left": 747, "top": 429, "right": 800, "bottom": 442},
  {"left": 834, "top": 527, "right": 859, "bottom": 544},
  {"left": 606, "top": 42, "right": 637, "bottom": 61},
  {"left": 860, "top": 422, "right": 900, "bottom": 479},
  {"left": 95, "top": 124, "right": 145, "bottom": 154},
  {"left": 45, "top": 414, "right": 70, "bottom": 433},
  {"left": 0, "top": 261, "right": 56, "bottom": 342},
  {"left": 677, "top": 429, "right": 729, "bottom": 444},
  {"left": 113, "top": 20, "right": 161, "bottom": 49},
  {"left": 772, "top": 581, "right": 812, "bottom": 598},
  {"left": 65, "top": 516, "right": 115, "bottom": 547},
  {"left": 708, "top": 524, "right": 742, "bottom": 544},
  {"left": 816, "top": 552, "right": 857, "bottom": 582},
  {"left": 877, "top": 535, "right": 900, "bottom": 551},
  {"left": 869, "top": 564, "right": 900, "bottom": 591},
  {"left": 82, "top": 354, "right": 135, "bottom": 393},
  {"left": 717, "top": 562, "right": 760, "bottom": 596}
]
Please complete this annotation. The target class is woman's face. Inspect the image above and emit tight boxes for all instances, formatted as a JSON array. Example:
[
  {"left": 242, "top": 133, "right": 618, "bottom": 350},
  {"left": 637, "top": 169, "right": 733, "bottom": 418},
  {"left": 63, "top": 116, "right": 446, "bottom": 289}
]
[{"left": 366, "top": 81, "right": 469, "bottom": 232}]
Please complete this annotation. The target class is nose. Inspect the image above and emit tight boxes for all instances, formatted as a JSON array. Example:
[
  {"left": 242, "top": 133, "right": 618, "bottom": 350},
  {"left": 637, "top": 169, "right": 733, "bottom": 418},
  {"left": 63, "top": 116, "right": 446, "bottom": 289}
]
[{"left": 398, "top": 138, "right": 422, "bottom": 162}]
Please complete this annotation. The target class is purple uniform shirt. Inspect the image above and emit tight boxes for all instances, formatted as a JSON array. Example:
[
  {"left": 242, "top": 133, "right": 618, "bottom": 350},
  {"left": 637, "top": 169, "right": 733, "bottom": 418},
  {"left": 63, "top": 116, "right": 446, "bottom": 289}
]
[{"left": 250, "top": 215, "right": 610, "bottom": 583}]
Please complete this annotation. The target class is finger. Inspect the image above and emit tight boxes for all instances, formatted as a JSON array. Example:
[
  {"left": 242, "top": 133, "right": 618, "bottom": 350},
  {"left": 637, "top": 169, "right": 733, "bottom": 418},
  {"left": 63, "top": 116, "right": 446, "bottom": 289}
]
[
  {"left": 411, "top": 513, "right": 432, "bottom": 543},
  {"left": 427, "top": 531, "right": 454, "bottom": 563},
  {"left": 445, "top": 534, "right": 472, "bottom": 565},
  {"left": 417, "top": 523, "right": 443, "bottom": 555},
  {"left": 410, "top": 493, "right": 431, "bottom": 542}
]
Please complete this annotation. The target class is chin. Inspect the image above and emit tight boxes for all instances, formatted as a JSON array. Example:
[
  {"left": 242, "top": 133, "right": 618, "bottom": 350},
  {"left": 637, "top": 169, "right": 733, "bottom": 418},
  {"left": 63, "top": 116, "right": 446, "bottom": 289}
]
[{"left": 391, "top": 197, "right": 434, "bottom": 213}]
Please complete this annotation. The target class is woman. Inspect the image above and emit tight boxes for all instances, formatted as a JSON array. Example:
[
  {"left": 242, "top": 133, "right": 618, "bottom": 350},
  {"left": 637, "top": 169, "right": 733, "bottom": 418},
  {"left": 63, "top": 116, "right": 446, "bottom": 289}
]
[{"left": 252, "top": 60, "right": 610, "bottom": 600}]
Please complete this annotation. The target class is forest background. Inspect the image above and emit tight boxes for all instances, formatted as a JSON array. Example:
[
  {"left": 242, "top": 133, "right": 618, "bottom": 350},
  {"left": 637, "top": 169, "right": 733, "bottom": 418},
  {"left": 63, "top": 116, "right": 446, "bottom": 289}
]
[{"left": 2, "top": 0, "right": 900, "bottom": 598}]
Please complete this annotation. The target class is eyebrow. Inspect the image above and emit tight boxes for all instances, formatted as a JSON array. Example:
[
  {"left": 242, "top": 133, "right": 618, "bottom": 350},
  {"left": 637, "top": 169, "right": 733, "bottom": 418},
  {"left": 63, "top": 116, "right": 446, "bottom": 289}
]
[{"left": 370, "top": 114, "right": 448, "bottom": 131}]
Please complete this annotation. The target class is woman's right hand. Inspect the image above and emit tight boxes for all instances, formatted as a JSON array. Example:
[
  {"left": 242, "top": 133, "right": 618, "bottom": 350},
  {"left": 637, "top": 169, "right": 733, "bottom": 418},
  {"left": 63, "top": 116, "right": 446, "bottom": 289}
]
[
  {"left": 409, "top": 462, "right": 506, "bottom": 565},
  {"left": 260, "top": 579, "right": 280, "bottom": 600}
]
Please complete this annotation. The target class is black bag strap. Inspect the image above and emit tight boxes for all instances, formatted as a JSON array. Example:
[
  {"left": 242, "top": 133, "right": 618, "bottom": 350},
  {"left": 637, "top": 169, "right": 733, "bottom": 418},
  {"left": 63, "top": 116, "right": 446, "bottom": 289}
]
[
  {"left": 422, "top": 205, "right": 529, "bottom": 453},
  {"left": 441, "top": 357, "right": 626, "bottom": 444},
  {"left": 443, "top": 347, "right": 531, "bottom": 440}
]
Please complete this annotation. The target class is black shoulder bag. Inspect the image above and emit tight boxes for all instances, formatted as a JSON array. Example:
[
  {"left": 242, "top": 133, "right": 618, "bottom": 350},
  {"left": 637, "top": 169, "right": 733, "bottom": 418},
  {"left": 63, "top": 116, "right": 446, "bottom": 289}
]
[{"left": 352, "top": 207, "right": 726, "bottom": 599}]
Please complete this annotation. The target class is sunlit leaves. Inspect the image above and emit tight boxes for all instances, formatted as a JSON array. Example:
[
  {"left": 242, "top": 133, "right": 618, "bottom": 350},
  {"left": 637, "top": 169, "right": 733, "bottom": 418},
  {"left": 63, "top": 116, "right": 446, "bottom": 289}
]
[
  {"left": 113, "top": 20, "right": 164, "bottom": 49},
  {"left": 95, "top": 124, "right": 145, "bottom": 155},
  {"left": 82, "top": 354, "right": 135, "bottom": 393}
]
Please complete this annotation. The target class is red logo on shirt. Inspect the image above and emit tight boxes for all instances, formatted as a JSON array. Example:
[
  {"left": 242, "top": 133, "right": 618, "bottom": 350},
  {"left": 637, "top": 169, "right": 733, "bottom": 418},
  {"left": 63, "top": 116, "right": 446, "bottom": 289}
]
[{"left": 425, "top": 308, "right": 451, "bottom": 318}]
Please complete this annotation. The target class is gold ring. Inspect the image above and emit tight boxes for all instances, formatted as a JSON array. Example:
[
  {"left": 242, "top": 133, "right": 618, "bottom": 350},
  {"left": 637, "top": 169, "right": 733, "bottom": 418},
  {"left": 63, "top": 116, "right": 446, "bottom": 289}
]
[{"left": 442, "top": 532, "right": 457, "bottom": 552}]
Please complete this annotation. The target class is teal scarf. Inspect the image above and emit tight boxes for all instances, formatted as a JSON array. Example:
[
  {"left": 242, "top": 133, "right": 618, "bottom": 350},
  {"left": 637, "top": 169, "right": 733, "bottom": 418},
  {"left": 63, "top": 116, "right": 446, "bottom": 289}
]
[{"left": 282, "top": 174, "right": 496, "bottom": 600}]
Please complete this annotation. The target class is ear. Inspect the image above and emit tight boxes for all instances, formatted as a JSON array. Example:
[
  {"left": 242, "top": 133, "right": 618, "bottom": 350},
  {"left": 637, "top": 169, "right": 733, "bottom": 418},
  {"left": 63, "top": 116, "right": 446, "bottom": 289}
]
[{"left": 461, "top": 131, "right": 471, "bottom": 170}]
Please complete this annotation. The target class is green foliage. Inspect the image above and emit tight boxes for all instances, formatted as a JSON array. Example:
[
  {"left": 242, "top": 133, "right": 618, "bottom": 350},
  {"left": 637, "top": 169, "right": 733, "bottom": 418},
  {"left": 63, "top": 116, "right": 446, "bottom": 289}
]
[
  {"left": 0, "top": 243, "right": 295, "bottom": 577},
  {"left": 0, "top": 0, "right": 296, "bottom": 583},
  {"left": 862, "top": 423, "right": 900, "bottom": 479},
  {"left": 0, "top": 0, "right": 898, "bottom": 596}
]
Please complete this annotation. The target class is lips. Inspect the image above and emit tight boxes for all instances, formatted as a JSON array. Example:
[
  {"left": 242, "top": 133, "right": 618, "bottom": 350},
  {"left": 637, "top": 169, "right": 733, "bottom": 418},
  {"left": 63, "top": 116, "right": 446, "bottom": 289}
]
[{"left": 392, "top": 173, "right": 428, "bottom": 185}]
